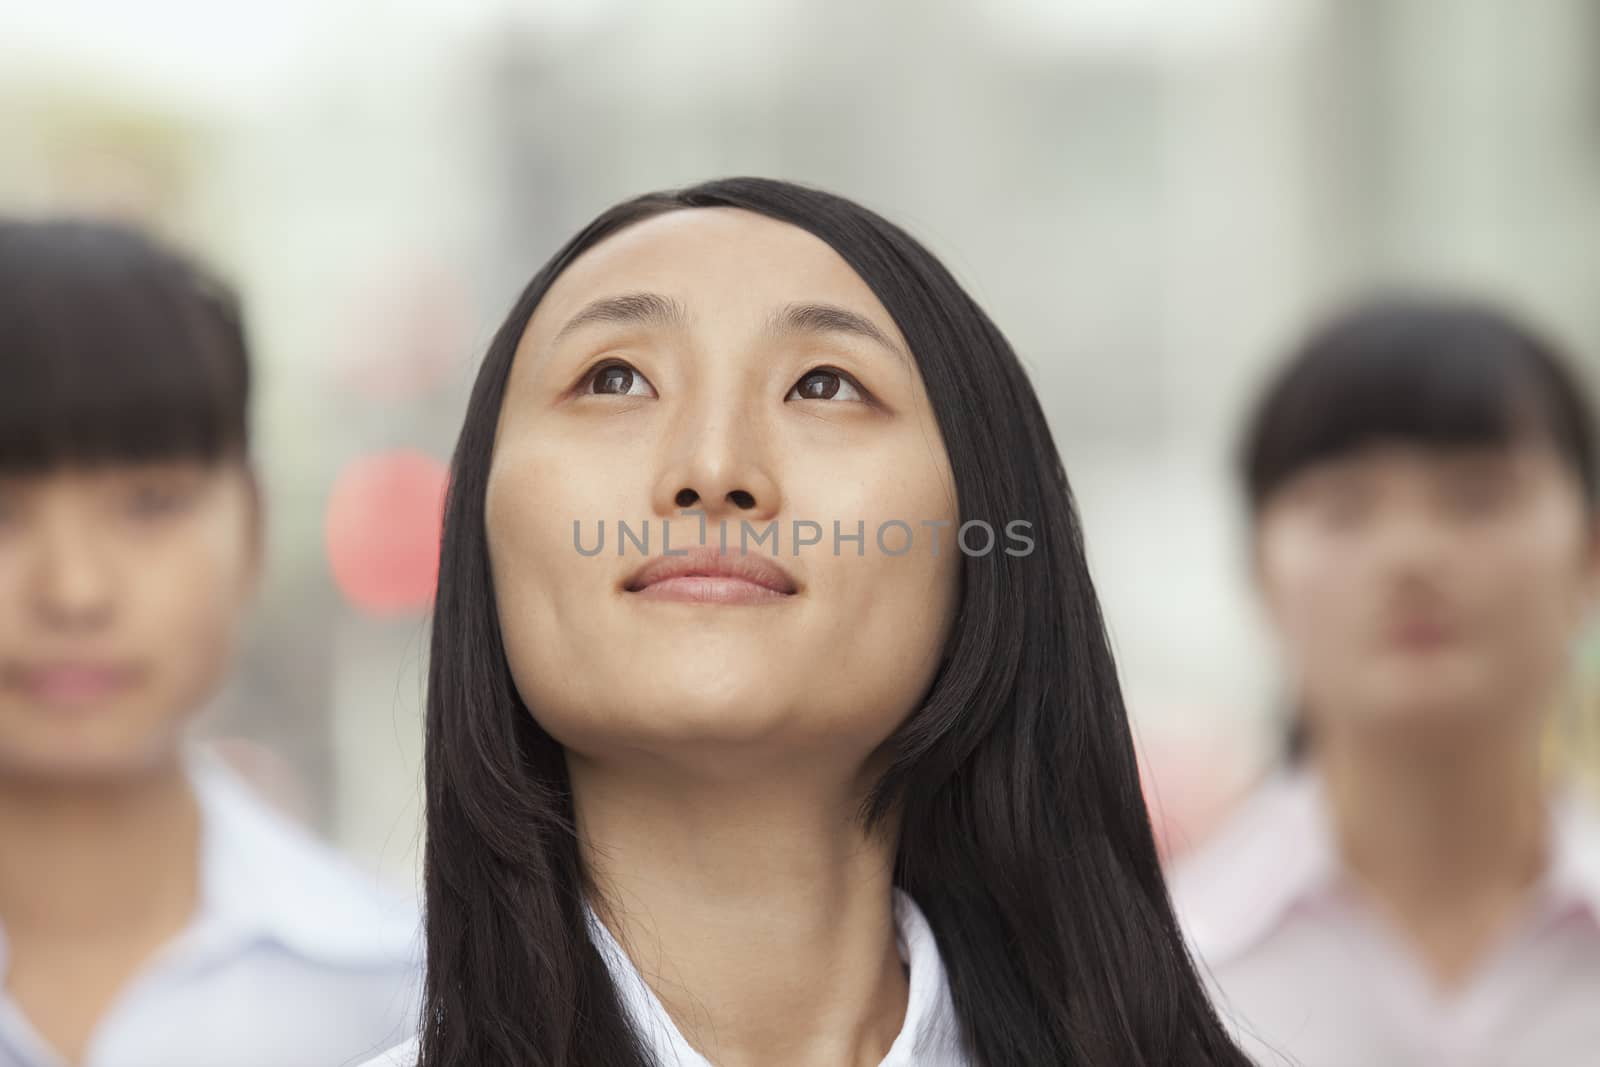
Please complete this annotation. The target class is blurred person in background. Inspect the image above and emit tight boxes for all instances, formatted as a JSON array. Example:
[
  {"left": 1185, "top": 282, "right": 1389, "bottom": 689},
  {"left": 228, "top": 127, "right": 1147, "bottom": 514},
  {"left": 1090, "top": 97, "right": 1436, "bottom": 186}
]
[
  {"left": 359, "top": 176, "right": 1254, "bottom": 1067},
  {"left": 1171, "top": 296, "right": 1600, "bottom": 1066},
  {"left": 0, "top": 219, "right": 421, "bottom": 1067}
]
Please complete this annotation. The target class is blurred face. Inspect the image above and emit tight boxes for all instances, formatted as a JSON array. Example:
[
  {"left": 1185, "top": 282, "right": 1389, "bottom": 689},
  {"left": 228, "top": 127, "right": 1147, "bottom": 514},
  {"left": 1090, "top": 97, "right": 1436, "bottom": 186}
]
[
  {"left": 485, "top": 207, "right": 961, "bottom": 775},
  {"left": 0, "top": 459, "right": 258, "bottom": 782},
  {"left": 1256, "top": 440, "right": 1600, "bottom": 745}
]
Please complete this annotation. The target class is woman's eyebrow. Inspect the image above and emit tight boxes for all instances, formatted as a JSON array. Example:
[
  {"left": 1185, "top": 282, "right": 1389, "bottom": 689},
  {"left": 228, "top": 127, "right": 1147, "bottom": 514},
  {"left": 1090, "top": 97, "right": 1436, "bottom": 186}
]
[
  {"left": 552, "top": 292, "right": 690, "bottom": 346},
  {"left": 765, "top": 302, "right": 907, "bottom": 366},
  {"left": 550, "top": 292, "right": 907, "bottom": 367}
]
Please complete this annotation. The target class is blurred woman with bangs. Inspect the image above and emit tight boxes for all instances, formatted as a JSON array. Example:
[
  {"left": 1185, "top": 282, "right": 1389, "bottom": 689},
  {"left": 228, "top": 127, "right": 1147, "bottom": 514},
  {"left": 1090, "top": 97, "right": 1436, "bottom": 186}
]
[
  {"left": 0, "top": 219, "right": 421, "bottom": 1067},
  {"left": 1172, "top": 295, "right": 1600, "bottom": 1066}
]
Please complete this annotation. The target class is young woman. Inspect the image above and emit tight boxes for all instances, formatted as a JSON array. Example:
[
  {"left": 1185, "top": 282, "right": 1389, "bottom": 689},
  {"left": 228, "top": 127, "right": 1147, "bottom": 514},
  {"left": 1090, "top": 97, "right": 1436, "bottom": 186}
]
[
  {"left": 359, "top": 177, "right": 1253, "bottom": 1067},
  {"left": 0, "top": 219, "right": 422, "bottom": 1067},
  {"left": 1171, "top": 296, "right": 1600, "bottom": 1066}
]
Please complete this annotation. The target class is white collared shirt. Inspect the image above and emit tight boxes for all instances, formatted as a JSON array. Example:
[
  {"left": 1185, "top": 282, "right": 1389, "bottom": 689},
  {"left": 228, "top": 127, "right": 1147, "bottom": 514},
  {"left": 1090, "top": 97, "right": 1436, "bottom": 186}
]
[
  {"left": 0, "top": 745, "right": 424, "bottom": 1067},
  {"left": 360, "top": 887, "right": 969, "bottom": 1067},
  {"left": 1169, "top": 766, "right": 1600, "bottom": 1067}
]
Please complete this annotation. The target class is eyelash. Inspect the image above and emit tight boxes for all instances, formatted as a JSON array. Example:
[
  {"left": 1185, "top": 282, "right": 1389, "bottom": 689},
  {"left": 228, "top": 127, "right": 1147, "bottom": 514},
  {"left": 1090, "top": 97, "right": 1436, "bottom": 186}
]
[{"left": 576, "top": 360, "right": 873, "bottom": 403}]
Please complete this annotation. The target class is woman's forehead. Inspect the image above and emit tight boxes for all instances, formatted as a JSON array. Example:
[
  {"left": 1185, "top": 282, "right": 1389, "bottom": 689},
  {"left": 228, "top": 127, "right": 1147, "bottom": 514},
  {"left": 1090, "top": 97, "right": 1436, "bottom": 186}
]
[{"left": 522, "top": 207, "right": 905, "bottom": 352}]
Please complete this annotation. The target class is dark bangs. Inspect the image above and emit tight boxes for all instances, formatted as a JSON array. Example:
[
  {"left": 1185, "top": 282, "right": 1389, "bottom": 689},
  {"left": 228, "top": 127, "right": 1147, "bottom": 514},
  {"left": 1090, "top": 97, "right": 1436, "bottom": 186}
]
[
  {"left": 0, "top": 219, "right": 251, "bottom": 474},
  {"left": 1240, "top": 295, "right": 1599, "bottom": 513}
]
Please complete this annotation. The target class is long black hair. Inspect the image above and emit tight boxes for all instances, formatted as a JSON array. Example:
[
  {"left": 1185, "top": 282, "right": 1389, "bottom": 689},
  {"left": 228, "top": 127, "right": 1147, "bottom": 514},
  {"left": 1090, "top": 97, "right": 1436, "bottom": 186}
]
[
  {"left": 0, "top": 218, "right": 251, "bottom": 474},
  {"left": 419, "top": 177, "right": 1255, "bottom": 1066},
  {"left": 1238, "top": 294, "right": 1600, "bottom": 761}
]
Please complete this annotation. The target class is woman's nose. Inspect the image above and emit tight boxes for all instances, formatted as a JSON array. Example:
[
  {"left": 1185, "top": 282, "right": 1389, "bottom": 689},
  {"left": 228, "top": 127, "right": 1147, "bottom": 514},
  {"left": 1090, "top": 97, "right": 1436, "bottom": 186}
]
[
  {"left": 653, "top": 398, "right": 781, "bottom": 525},
  {"left": 31, "top": 521, "right": 117, "bottom": 629}
]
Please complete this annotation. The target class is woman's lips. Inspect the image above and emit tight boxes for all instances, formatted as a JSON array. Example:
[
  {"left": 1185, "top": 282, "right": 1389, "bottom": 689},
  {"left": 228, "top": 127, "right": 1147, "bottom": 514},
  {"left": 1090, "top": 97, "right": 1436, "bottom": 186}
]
[
  {"left": 623, "top": 545, "right": 799, "bottom": 604},
  {"left": 1386, "top": 618, "right": 1459, "bottom": 652},
  {"left": 6, "top": 663, "right": 141, "bottom": 706}
]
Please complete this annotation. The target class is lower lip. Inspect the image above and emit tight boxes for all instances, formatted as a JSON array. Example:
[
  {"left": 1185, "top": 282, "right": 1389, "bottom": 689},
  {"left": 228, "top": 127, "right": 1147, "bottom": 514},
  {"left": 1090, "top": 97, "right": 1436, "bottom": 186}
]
[
  {"left": 14, "top": 668, "right": 138, "bottom": 707},
  {"left": 629, "top": 576, "right": 794, "bottom": 604}
]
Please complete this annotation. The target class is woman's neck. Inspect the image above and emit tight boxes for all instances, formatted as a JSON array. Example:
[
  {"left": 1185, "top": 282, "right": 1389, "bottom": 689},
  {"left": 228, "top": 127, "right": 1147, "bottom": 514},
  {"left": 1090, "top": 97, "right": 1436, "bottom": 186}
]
[
  {"left": 1315, "top": 722, "right": 1549, "bottom": 991},
  {"left": 0, "top": 754, "right": 201, "bottom": 942},
  {"left": 570, "top": 752, "right": 910, "bottom": 1067}
]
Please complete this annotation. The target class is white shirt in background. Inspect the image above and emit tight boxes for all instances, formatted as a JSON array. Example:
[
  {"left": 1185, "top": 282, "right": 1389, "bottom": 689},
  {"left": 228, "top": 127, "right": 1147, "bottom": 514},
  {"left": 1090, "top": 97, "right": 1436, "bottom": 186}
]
[
  {"left": 1170, "top": 765, "right": 1600, "bottom": 1067},
  {"left": 361, "top": 886, "right": 969, "bottom": 1067},
  {"left": 0, "top": 744, "right": 423, "bottom": 1067}
]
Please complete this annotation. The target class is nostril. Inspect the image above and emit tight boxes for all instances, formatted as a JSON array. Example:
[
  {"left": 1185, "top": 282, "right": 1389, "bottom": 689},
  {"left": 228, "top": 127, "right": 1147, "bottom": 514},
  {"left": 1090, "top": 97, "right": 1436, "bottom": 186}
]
[
  {"left": 729, "top": 490, "right": 754, "bottom": 509},
  {"left": 674, "top": 488, "right": 698, "bottom": 508}
]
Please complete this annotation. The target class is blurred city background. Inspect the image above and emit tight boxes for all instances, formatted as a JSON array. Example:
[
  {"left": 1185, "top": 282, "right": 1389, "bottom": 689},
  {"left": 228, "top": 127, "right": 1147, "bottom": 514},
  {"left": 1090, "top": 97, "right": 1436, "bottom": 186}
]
[{"left": 4, "top": 0, "right": 1599, "bottom": 889}]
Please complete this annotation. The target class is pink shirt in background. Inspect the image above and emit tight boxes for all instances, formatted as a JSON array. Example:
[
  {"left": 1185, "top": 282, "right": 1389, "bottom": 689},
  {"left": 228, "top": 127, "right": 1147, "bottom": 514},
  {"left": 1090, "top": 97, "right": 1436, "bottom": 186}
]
[{"left": 1169, "top": 766, "right": 1600, "bottom": 1067}]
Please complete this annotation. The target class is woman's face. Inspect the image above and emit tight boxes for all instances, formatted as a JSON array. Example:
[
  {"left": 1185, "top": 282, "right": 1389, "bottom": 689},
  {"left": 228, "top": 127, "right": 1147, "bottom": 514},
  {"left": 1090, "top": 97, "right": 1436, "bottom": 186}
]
[
  {"left": 0, "top": 459, "right": 258, "bottom": 781},
  {"left": 1256, "top": 439, "right": 1600, "bottom": 744},
  {"left": 485, "top": 207, "right": 961, "bottom": 775}
]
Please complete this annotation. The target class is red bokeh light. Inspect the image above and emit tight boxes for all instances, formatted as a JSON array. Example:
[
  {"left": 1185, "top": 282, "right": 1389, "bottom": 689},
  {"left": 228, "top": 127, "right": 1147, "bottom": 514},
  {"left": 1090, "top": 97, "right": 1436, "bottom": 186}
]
[{"left": 325, "top": 450, "right": 449, "bottom": 616}]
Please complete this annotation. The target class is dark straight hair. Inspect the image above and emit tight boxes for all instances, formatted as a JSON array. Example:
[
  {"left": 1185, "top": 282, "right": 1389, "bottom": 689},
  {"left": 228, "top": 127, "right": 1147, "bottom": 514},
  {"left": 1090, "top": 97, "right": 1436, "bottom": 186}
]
[
  {"left": 0, "top": 218, "right": 252, "bottom": 473},
  {"left": 419, "top": 177, "right": 1255, "bottom": 1066},
  {"left": 1238, "top": 294, "right": 1600, "bottom": 760}
]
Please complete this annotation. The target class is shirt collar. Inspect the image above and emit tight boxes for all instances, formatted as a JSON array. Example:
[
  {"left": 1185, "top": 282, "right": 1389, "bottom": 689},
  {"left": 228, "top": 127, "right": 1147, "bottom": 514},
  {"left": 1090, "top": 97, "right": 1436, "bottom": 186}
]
[
  {"left": 1539, "top": 780, "right": 1600, "bottom": 924},
  {"left": 583, "top": 887, "right": 967, "bottom": 1066},
  {"left": 1170, "top": 765, "right": 1342, "bottom": 965},
  {"left": 1172, "top": 764, "right": 1600, "bottom": 966},
  {"left": 183, "top": 742, "right": 422, "bottom": 970},
  {"left": 0, "top": 744, "right": 421, "bottom": 991}
]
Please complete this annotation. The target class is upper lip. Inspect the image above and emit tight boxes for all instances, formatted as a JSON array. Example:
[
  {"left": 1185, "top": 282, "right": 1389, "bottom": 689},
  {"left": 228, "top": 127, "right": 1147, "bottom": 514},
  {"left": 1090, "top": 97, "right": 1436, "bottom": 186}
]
[{"left": 624, "top": 545, "right": 799, "bottom": 595}]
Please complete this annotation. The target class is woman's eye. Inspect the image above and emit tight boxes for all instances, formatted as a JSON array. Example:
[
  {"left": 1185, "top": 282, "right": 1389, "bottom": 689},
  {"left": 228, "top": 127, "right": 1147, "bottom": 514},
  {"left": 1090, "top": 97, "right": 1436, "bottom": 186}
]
[
  {"left": 582, "top": 361, "right": 656, "bottom": 399},
  {"left": 787, "top": 368, "right": 865, "bottom": 403},
  {"left": 1439, "top": 470, "right": 1514, "bottom": 517},
  {"left": 1297, "top": 475, "right": 1373, "bottom": 529},
  {"left": 123, "top": 483, "right": 194, "bottom": 519}
]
